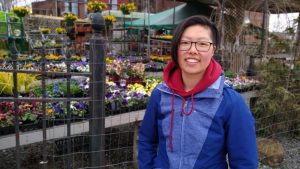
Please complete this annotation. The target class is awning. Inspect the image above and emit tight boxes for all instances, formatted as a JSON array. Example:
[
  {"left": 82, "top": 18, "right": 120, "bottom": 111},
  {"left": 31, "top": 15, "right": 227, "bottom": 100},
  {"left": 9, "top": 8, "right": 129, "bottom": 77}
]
[{"left": 124, "top": 2, "right": 213, "bottom": 30}]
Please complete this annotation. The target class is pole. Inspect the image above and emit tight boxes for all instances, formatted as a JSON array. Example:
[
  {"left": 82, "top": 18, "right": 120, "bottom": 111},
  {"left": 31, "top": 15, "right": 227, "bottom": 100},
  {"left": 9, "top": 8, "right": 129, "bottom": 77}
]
[
  {"left": 172, "top": 0, "right": 176, "bottom": 25},
  {"left": 220, "top": 0, "right": 226, "bottom": 67},
  {"left": 11, "top": 37, "right": 21, "bottom": 169},
  {"left": 54, "top": 0, "right": 58, "bottom": 16},
  {"left": 89, "top": 12, "right": 106, "bottom": 168},
  {"left": 147, "top": 0, "right": 150, "bottom": 58},
  {"left": 260, "top": 0, "right": 268, "bottom": 58}
]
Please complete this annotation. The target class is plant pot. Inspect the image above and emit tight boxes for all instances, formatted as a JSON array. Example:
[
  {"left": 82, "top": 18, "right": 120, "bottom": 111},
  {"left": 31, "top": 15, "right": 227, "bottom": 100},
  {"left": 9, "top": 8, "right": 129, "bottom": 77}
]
[
  {"left": 126, "top": 77, "right": 144, "bottom": 85},
  {"left": 122, "top": 9, "right": 130, "bottom": 15}
]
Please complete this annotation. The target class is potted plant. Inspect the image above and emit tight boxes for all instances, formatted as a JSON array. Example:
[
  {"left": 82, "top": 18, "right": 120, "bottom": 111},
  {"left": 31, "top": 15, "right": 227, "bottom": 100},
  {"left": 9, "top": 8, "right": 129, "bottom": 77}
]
[
  {"left": 63, "top": 12, "right": 78, "bottom": 26},
  {"left": 40, "top": 27, "right": 51, "bottom": 34},
  {"left": 103, "top": 15, "right": 117, "bottom": 25},
  {"left": 11, "top": 6, "right": 30, "bottom": 18},
  {"left": 119, "top": 2, "right": 136, "bottom": 15},
  {"left": 87, "top": 0, "right": 108, "bottom": 13},
  {"left": 127, "top": 63, "right": 145, "bottom": 85},
  {"left": 55, "top": 27, "right": 67, "bottom": 34}
]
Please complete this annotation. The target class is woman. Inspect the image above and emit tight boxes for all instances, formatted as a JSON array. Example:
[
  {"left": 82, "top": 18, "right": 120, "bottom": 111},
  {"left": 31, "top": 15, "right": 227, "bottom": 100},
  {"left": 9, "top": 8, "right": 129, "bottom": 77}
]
[{"left": 138, "top": 15, "right": 258, "bottom": 169}]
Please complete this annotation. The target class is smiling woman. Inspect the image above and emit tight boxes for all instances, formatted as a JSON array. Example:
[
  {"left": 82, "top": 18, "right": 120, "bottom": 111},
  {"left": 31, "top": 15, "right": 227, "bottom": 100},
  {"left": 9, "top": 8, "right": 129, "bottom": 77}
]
[{"left": 138, "top": 15, "right": 258, "bottom": 169}]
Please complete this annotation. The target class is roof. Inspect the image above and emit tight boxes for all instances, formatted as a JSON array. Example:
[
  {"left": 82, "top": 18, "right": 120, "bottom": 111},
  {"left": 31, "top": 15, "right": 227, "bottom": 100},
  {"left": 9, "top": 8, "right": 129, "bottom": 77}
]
[
  {"left": 102, "top": 10, "right": 153, "bottom": 19},
  {"left": 124, "top": 2, "right": 213, "bottom": 30},
  {"left": 178, "top": 0, "right": 300, "bottom": 14}
]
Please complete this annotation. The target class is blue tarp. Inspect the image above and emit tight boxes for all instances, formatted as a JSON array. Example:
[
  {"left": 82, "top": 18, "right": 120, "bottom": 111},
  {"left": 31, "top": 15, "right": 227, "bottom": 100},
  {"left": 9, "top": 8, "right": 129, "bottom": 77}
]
[{"left": 124, "top": 2, "right": 213, "bottom": 29}]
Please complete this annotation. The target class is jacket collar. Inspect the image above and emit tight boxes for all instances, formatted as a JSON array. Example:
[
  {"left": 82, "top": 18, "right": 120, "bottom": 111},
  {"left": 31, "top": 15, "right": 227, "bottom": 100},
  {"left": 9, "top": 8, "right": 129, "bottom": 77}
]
[{"left": 157, "top": 74, "right": 225, "bottom": 99}]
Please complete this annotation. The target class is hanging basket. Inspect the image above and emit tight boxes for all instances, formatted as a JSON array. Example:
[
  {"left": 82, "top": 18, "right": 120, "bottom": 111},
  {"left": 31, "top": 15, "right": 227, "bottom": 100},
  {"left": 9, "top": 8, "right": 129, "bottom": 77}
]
[
  {"left": 66, "top": 20, "right": 75, "bottom": 26},
  {"left": 105, "top": 20, "right": 113, "bottom": 25},
  {"left": 12, "top": 6, "right": 30, "bottom": 18},
  {"left": 121, "top": 9, "right": 130, "bottom": 15}
]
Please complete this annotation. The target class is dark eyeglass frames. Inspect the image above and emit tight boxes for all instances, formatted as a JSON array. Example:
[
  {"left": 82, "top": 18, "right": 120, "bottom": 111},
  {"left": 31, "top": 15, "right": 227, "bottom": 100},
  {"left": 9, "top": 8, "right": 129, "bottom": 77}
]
[{"left": 179, "top": 41, "right": 214, "bottom": 52}]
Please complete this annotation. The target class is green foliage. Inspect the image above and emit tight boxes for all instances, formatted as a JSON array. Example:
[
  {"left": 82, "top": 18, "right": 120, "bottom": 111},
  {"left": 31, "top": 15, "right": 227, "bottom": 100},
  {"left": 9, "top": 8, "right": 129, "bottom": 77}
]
[
  {"left": 22, "top": 111, "right": 38, "bottom": 122},
  {"left": 0, "top": 72, "right": 37, "bottom": 96},
  {"left": 32, "top": 81, "right": 84, "bottom": 97},
  {"left": 0, "top": 114, "right": 14, "bottom": 127},
  {"left": 224, "top": 69, "right": 235, "bottom": 78},
  {"left": 253, "top": 59, "right": 300, "bottom": 137},
  {"left": 0, "top": 49, "right": 9, "bottom": 60},
  {"left": 268, "top": 33, "right": 291, "bottom": 54}
]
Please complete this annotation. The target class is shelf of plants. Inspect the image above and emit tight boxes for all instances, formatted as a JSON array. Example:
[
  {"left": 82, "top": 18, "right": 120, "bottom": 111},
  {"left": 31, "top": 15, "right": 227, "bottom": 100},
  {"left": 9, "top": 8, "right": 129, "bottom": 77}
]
[{"left": 0, "top": 46, "right": 259, "bottom": 137}]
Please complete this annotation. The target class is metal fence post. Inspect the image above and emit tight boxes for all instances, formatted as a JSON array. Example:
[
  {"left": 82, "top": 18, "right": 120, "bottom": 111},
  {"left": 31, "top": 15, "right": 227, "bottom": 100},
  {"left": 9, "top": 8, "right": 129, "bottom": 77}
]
[
  {"left": 11, "top": 36, "right": 21, "bottom": 169},
  {"left": 89, "top": 12, "right": 106, "bottom": 168}
]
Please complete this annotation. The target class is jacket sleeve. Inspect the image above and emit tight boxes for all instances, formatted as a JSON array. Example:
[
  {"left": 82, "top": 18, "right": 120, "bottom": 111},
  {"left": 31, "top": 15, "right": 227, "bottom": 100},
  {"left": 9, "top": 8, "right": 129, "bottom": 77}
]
[
  {"left": 138, "top": 87, "right": 160, "bottom": 169},
  {"left": 225, "top": 90, "right": 258, "bottom": 169}
]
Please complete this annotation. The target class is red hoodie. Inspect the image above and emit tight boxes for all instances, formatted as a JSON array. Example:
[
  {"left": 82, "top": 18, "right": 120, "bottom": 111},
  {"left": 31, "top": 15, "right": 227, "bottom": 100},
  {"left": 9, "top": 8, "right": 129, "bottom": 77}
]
[{"left": 162, "top": 58, "right": 222, "bottom": 151}]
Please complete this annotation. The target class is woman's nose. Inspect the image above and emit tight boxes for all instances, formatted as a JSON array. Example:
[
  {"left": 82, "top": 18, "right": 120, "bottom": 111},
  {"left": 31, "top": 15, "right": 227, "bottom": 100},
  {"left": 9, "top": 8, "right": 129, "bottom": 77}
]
[{"left": 188, "top": 43, "right": 198, "bottom": 53}]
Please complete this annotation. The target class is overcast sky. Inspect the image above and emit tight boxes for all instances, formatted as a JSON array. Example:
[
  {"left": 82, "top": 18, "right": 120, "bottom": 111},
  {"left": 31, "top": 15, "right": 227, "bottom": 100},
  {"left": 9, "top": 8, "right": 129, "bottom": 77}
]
[{"left": 269, "top": 13, "right": 299, "bottom": 32}]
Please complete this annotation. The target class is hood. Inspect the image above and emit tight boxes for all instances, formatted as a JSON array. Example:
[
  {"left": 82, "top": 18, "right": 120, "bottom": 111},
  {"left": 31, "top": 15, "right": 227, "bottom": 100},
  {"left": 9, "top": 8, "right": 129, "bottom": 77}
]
[{"left": 163, "top": 59, "right": 223, "bottom": 97}]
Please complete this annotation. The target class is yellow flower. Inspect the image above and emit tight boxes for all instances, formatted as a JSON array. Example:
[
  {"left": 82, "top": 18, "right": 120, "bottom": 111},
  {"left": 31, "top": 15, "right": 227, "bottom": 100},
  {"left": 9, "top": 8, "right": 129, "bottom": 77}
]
[
  {"left": 40, "top": 27, "right": 51, "bottom": 34},
  {"left": 103, "top": 15, "right": 116, "bottom": 25},
  {"left": 87, "top": 0, "right": 108, "bottom": 13},
  {"left": 55, "top": 27, "right": 67, "bottom": 34},
  {"left": 47, "top": 108, "right": 54, "bottom": 117},
  {"left": 11, "top": 6, "right": 30, "bottom": 17},
  {"left": 120, "top": 2, "right": 136, "bottom": 15},
  {"left": 63, "top": 12, "right": 78, "bottom": 22},
  {"left": 71, "top": 55, "right": 81, "bottom": 61},
  {"left": 46, "top": 54, "right": 60, "bottom": 61}
]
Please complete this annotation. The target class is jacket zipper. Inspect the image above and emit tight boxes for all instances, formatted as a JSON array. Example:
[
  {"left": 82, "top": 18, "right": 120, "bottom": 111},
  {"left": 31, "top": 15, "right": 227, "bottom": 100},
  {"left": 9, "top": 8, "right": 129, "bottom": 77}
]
[{"left": 179, "top": 100, "right": 188, "bottom": 168}]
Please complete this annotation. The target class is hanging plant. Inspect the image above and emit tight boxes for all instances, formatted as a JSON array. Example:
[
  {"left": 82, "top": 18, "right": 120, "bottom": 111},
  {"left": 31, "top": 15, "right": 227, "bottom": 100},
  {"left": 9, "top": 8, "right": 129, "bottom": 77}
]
[
  {"left": 63, "top": 12, "right": 78, "bottom": 26},
  {"left": 87, "top": 0, "right": 108, "bottom": 13},
  {"left": 11, "top": 6, "right": 30, "bottom": 18},
  {"left": 103, "top": 15, "right": 116, "bottom": 25},
  {"left": 120, "top": 2, "right": 136, "bottom": 15}
]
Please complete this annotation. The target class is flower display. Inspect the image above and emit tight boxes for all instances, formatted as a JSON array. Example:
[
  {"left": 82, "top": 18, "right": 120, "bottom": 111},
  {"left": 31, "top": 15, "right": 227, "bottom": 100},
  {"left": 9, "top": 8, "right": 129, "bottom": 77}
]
[
  {"left": 0, "top": 72, "right": 37, "bottom": 96},
  {"left": 128, "top": 63, "right": 145, "bottom": 79},
  {"left": 87, "top": 0, "right": 108, "bottom": 13},
  {"left": 40, "top": 27, "right": 51, "bottom": 34},
  {"left": 150, "top": 55, "right": 172, "bottom": 62},
  {"left": 70, "top": 62, "right": 89, "bottom": 72},
  {"left": 55, "top": 27, "right": 67, "bottom": 34},
  {"left": 63, "top": 12, "right": 78, "bottom": 25},
  {"left": 119, "top": 2, "right": 136, "bottom": 15},
  {"left": 45, "top": 54, "right": 61, "bottom": 61},
  {"left": 0, "top": 101, "right": 42, "bottom": 127},
  {"left": 12, "top": 6, "right": 30, "bottom": 18},
  {"left": 103, "top": 15, "right": 117, "bottom": 25},
  {"left": 107, "top": 59, "right": 128, "bottom": 79},
  {"left": 225, "top": 75, "right": 260, "bottom": 92}
]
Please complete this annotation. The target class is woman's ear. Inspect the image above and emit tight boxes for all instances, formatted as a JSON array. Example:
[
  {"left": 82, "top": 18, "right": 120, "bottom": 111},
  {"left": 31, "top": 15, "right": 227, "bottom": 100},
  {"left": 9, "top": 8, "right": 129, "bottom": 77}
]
[{"left": 213, "top": 45, "right": 217, "bottom": 53}]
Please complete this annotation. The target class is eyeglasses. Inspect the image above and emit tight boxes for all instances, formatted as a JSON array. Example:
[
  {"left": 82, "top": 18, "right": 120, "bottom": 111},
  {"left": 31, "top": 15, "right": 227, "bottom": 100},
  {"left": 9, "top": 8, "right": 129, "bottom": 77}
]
[{"left": 179, "top": 41, "right": 213, "bottom": 52}]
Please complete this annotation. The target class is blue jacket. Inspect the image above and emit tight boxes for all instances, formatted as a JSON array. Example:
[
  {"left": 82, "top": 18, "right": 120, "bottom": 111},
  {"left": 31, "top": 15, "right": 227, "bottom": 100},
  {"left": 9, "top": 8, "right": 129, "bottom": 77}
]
[{"left": 138, "top": 75, "right": 258, "bottom": 169}]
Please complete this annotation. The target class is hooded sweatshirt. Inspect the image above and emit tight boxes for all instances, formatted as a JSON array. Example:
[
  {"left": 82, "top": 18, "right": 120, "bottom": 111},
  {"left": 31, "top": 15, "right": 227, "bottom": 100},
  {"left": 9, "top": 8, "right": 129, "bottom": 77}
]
[
  {"left": 163, "top": 59, "right": 222, "bottom": 151},
  {"left": 138, "top": 59, "right": 258, "bottom": 169}
]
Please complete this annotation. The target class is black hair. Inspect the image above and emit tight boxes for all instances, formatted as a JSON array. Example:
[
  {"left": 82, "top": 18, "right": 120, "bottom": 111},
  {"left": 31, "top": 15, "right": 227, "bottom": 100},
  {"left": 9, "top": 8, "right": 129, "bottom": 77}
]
[{"left": 171, "top": 15, "right": 220, "bottom": 66}]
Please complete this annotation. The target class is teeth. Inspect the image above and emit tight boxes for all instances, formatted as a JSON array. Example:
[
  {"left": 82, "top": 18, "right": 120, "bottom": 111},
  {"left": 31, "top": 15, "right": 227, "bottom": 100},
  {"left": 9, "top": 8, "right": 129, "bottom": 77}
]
[{"left": 186, "top": 58, "right": 199, "bottom": 63}]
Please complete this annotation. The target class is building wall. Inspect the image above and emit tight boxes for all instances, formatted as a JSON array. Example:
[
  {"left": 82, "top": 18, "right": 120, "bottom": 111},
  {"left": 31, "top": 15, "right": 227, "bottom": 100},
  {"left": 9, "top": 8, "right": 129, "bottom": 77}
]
[{"left": 31, "top": 0, "right": 183, "bottom": 18}]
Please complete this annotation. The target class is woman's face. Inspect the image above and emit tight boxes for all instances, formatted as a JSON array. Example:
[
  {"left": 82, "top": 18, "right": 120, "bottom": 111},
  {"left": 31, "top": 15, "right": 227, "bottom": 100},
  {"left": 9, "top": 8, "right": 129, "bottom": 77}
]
[{"left": 178, "top": 25, "right": 215, "bottom": 78}]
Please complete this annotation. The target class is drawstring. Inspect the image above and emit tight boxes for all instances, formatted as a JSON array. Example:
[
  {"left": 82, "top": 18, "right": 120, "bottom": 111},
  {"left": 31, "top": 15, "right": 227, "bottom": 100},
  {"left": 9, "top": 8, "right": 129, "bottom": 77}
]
[
  {"left": 181, "top": 94, "right": 194, "bottom": 116},
  {"left": 169, "top": 91, "right": 195, "bottom": 152},
  {"left": 169, "top": 90, "right": 175, "bottom": 152}
]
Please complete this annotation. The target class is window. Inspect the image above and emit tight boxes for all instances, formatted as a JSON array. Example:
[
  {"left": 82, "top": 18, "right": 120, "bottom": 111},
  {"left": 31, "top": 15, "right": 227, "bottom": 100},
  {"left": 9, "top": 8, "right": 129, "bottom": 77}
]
[{"left": 111, "top": 0, "right": 117, "bottom": 10}]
